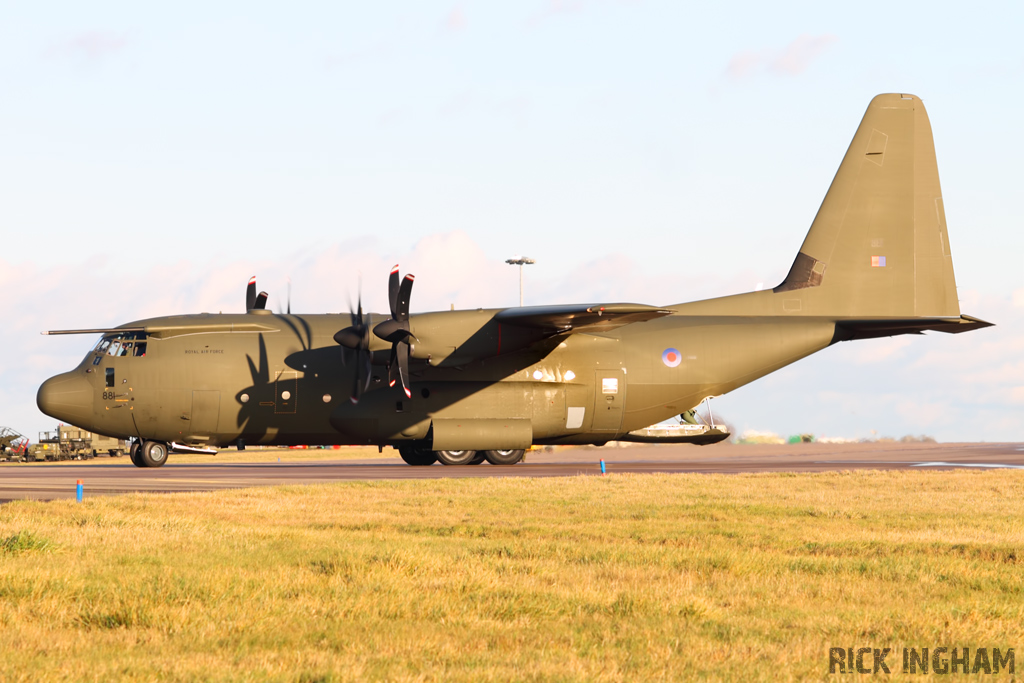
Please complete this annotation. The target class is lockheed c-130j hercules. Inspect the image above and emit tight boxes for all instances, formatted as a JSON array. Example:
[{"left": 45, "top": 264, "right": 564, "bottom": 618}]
[{"left": 37, "top": 94, "right": 992, "bottom": 468}]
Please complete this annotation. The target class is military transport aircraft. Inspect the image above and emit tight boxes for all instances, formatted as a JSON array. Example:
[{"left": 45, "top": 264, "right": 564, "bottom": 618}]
[{"left": 37, "top": 94, "right": 992, "bottom": 468}]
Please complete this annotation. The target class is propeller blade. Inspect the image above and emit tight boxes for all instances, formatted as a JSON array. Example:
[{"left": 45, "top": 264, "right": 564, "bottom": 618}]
[
  {"left": 350, "top": 367, "right": 361, "bottom": 404},
  {"left": 349, "top": 295, "right": 361, "bottom": 328},
  {"left": 254, "top": 292, "right": 268, "bottom": 310},
  {"left": 396, "top": 342, "right": 411, "bottom": 399},
  {"left": 363, "top": 354, "right": 372, "bottom": 393},
  {"left": 388, "top": 265, "right": 400, "bottom": 319},
  {"left": 286, "top": 278, "right": 292, "bottom": 315},
  {"left": 246, "top": 276, "right": 257, "bottom": 311},
  {"left": 350, "top": 368, "right": 360, "bottom": 403},
  {"left": 395, "top": 274, "right": 414, "bottom": 322},
  {"left": 350, "top": 350, "right": 373, "bottom": 404},
  {"left": 388, "top": 345, "right": 397, "bottom": 387}
]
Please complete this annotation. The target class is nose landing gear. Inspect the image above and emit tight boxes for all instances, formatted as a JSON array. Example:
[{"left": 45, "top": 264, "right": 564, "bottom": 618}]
[{"left": 129, "top": 439, "right": 169, "bottom": 468}]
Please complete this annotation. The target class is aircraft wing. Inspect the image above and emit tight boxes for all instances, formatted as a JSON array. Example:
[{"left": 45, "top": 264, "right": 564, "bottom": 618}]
[{"left": 495, "top": 303, "right": 673, "bottom": 333}]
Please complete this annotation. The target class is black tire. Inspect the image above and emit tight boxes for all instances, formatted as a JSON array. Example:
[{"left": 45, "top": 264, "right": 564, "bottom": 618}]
[
  {"left": 482, "top": 449, "right": 525, "bottom": 466},
  {"left": 467, "top": 453, "right": 486, "bottom": 465},
  {"left": 129, "top": 441, "right": 142, "bottom": 467},
  {"left": 434, "top": 450, "right": 479, "bottom": 466},
  {"left": 398, "top": 446, "right": 437, "bottom": 466},
  {"left": 139, "top": 440, "right": 169, "bottom": 468}
]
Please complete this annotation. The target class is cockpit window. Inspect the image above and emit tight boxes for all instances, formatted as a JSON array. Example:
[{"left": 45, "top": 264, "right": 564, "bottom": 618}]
[{"left": 96, "top": 332, "right": 149, "bottom": 358}]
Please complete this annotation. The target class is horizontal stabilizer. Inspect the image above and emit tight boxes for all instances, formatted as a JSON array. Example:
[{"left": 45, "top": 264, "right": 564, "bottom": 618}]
[
  {"left": 833, "top": 315, "right": 994, "bottom": 342},
  {"left": 496, "top": 303, "right": 672, "bottom": 333}
]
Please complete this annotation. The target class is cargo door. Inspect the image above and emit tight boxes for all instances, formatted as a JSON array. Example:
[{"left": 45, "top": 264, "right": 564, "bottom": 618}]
[{"left": 592, "top": 369, "right": 625, "bottom": 432}]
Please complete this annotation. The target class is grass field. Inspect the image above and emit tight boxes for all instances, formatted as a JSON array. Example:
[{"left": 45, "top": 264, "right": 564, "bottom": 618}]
[{"left": 1, "top": 470, "right": 1022, "bottom": 681}]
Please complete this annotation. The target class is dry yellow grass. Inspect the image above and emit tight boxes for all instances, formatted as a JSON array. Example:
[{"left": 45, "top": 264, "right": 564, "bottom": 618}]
[{"left": 1, "top": 470, "right": 1022, "bottom": 681}]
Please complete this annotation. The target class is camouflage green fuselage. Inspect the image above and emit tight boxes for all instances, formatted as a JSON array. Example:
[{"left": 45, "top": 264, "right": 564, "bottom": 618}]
[{"left": 46, "top": 299, "right": 835, "bottom": 449}]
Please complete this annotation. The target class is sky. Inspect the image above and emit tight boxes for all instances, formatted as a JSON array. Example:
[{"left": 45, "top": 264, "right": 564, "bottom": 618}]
[{"left": 1, "top": 1, "right": 1022, "bottom": 442}]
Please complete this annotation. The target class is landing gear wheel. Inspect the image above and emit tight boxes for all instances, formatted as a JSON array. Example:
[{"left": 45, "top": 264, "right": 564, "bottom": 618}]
[
  {"left": 482, "top": 449, "right": 525, "bottom": 466},
  {"left": 467, "top": 453, "right": 486, "bottom": 465},
  {"left": 139, "top": 440, "right": 169, "bottom": 468},
  {"left": 398, "top": 446, "right": 437, "bottom": 466},
  {"left": 434, "top": 450, "right": 479, "bottom": 466},
  {"left": 129, "top": 441, "right": 142, "bottom": 467}
]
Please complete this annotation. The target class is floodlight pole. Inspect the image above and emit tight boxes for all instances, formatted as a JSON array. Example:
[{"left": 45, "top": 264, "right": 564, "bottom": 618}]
[{"left": 505, "top": 257, "right": 535, "bottom": 306}]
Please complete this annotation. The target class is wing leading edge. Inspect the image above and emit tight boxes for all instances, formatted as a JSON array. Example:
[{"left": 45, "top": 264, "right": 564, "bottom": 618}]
[{"left": 495, "top": 303, "right": 673, "bottom": 334}]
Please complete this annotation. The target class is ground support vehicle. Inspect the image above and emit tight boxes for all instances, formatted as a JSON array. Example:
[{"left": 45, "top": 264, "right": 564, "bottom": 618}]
[{"left": 36, "top": 425, "right": 127, "bottom": 461}]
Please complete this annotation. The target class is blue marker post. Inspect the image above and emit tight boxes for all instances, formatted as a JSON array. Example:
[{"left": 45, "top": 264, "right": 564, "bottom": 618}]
[
  {"left": 76, "top": 479, "right": 83, "bottom": 503},
  {"left": 600, "top": 459, "right": 606, "bottom": 476}
]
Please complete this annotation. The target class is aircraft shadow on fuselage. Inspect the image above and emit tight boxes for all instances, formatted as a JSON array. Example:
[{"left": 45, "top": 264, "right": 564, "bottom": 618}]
[{"left": 229, "top": 323, "right": 566, "bottom": 446}]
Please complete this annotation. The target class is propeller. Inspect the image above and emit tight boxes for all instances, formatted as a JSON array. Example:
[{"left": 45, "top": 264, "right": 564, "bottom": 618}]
[
  {"left": 373, "top": 265, "right": 416, "bottom": 399},
  {"left": 333, "top": 293, "right": 373, "bottom": 404},
  {"left": 246, "top": 276, "right": 269, "bottom": 311}
]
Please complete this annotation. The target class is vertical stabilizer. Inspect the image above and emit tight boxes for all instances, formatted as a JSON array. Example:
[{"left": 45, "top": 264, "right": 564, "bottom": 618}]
[{"left": 774, "top": 94, "right": 960, "bottom": 318}]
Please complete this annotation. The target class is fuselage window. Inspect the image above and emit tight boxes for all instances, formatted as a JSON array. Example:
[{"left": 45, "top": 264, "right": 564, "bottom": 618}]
[
  {"left": 105, "top": 367, "right": 115, "bottom": 388},
  {"left": 107, "top": 340, "right": 122, "bottom": 357},
  {"left": 133, "top": 342, "right": 147, "bottom": 357},
  {"left": 96, "top": 339, "right": 112, "bottom": 354}
]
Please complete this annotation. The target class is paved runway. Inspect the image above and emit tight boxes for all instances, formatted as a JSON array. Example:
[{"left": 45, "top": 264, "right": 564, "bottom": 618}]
[{"left": 2, "top": 441, "right": 1023, "bottom": 502}]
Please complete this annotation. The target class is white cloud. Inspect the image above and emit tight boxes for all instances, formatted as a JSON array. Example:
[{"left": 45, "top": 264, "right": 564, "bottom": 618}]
[
  {"left": 724, "top": 34, "right": 838, "bottom": 82},
  {"left": 44, "top": 31, "right": 129, "bottom": 61}
]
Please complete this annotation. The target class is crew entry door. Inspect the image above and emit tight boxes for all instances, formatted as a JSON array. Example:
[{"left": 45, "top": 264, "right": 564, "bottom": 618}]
[{"left": 592, "top": 369, "right": 625, "bottom": 432}]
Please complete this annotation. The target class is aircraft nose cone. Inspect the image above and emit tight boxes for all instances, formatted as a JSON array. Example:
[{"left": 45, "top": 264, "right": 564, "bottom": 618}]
[{"left": 37, "top": 372, "right": 94, "bottom": 424}]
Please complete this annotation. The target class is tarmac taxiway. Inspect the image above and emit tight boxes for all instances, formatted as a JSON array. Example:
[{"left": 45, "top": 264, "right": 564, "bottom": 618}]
[{"left": 2, "top": 441, "right": 1022, "bottom": 502}]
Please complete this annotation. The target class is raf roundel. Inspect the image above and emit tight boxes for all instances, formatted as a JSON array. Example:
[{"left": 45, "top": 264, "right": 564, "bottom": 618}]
[{"left": 662, "top": 348, "right": 682, "bottom": 368}]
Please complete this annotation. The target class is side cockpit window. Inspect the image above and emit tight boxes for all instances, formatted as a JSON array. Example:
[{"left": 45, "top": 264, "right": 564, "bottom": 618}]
[{"left": 95, "top": 332, "right": 148, "bottom": 359}]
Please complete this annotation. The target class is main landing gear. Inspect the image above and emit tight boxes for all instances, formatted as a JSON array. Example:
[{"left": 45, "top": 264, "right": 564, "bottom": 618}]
[
  {"left": 129, "top": 439, "right": 169, "bottom": 468},
  {"left": 398, "top": 446, "right": 525, "bottom": 467}
]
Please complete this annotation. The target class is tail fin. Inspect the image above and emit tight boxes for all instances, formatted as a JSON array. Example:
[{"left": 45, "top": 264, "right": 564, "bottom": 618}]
[{"left": 774, "top": 93, "right": 958, "bottom": 318}]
